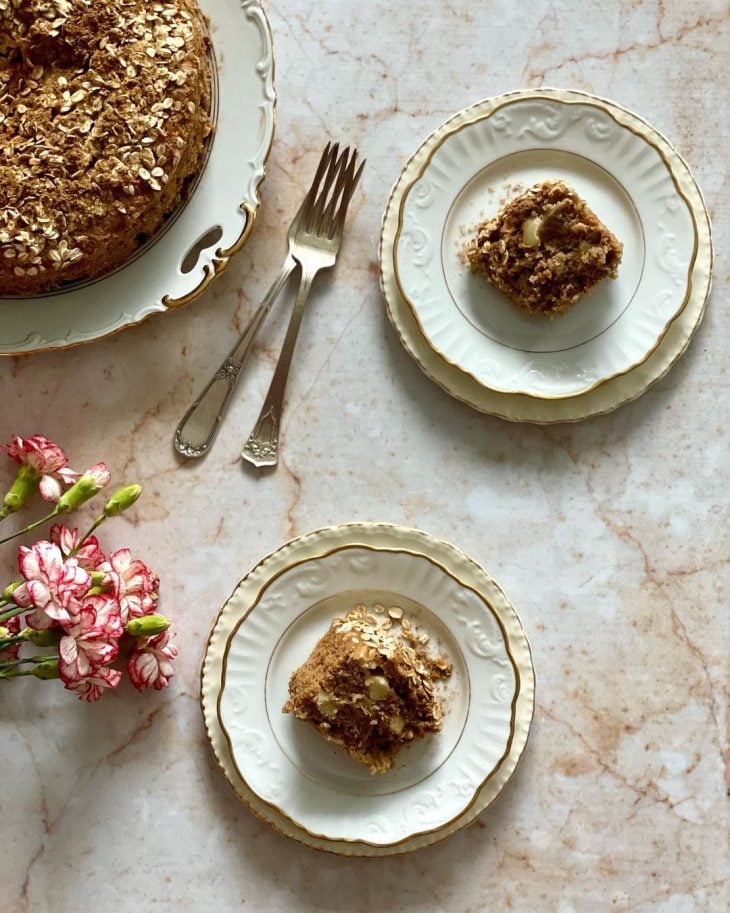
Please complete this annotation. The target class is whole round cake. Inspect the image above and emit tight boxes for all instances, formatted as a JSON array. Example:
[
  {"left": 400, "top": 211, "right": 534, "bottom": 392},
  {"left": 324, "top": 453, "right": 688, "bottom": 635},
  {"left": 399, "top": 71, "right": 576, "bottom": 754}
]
[{"left": 0, "top": 0, "right": 212, "bottom": 296}]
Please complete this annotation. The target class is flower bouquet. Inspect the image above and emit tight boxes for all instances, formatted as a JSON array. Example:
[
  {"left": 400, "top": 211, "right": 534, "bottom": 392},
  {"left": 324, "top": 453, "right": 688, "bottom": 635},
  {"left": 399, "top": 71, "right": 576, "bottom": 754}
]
[{"left": 0, "top": 435, "right": 177, "bottom": 701}]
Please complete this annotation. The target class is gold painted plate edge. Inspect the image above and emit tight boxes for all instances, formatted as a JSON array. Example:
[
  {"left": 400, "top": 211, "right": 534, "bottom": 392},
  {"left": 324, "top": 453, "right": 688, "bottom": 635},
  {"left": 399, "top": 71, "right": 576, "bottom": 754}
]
[
  {"left": 200, "top": 522, "right": 535, "bottom": 856},
  {"left": 379, "top": 87, "right": 712, "bottom": 419}
]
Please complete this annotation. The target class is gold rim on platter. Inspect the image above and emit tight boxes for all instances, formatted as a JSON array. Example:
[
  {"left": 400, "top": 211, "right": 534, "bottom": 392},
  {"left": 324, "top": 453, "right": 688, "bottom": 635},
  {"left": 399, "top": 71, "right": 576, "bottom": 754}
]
[
  {"left": 200, "top": 522, "right": 535, "bottom": 856},
  {"left": 380, "top": 88, "right": 713, "bottom": 414}
]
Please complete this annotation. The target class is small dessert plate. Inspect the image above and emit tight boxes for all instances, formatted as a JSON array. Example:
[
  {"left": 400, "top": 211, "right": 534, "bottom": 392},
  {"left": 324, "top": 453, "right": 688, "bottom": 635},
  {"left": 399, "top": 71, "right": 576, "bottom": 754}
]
[
  {"left": 0, "top": 0, "right": 275, "bottom": 356},
  {"left": 381, "top": 238, "right": 709, "bottom": 423},
  {"left": 382, "top": 88, "right": 712, "bottom": 399},
  {"left": 201, "top": 523, "right": 535, "bottom": 855}
]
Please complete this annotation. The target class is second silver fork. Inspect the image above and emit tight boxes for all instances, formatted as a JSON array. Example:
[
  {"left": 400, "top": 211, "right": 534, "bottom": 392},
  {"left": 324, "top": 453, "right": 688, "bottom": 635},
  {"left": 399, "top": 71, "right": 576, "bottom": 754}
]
[{"left": 173, "top": 143, "right": 338, "bottom": 458}]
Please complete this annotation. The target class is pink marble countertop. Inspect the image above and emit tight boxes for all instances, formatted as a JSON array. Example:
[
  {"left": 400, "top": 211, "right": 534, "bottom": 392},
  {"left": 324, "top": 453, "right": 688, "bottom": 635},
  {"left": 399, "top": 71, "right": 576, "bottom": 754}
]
[{"left": 0, "top": 1, "right": 727, "bottom": 910}]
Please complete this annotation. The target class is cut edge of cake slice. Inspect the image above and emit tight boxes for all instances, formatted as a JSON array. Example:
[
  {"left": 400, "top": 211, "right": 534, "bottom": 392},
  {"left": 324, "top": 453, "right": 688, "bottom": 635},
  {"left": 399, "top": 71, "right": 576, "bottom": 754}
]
[
  {"left": 465, "top": 179, "right": 623, "bottom": 317},
  {"left": 283, "top": 605, "right": 451, "bottom": 774}
]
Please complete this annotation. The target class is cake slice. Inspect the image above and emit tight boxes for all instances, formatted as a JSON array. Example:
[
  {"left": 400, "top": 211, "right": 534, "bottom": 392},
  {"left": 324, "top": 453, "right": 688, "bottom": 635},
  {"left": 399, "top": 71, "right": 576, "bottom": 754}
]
[
  {"left": 465, "top": 180, "right": 623, "bottom": 316},
  {"left": 283, "top": 605, "right": 451, "bottom": 774}
]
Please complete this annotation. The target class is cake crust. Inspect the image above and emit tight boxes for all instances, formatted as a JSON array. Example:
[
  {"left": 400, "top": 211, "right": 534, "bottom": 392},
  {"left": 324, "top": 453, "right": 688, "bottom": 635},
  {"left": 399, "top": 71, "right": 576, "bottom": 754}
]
[
  {"left": 0, "top": 0, "right": 212, "bottom": 296},
  {"left": 284, "top": 605, "right": 452, "bottom": 774},
  {"left": 465, "top": 180, "right": 623, "bottom": 316}
]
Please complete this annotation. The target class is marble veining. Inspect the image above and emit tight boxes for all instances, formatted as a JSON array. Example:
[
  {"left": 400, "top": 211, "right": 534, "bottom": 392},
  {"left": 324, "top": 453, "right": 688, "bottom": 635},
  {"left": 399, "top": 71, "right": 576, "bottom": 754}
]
[{"left": 0, "top": 1, "right": 727, "bottom": 911}]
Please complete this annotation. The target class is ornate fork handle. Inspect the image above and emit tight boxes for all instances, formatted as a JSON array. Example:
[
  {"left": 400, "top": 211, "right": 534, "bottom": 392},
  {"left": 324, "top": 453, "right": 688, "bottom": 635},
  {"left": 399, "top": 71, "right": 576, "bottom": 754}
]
[
  {"left": 174, "top": 256, "right": 297, "bottom": 458},
  {"left": 241, "top": 268, "right": 318, "bottom": 467}
]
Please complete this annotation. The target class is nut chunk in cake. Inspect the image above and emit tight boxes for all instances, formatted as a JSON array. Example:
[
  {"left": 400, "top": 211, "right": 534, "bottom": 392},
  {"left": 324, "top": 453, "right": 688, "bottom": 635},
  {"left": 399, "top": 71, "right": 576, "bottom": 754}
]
[
  {"left": 283, "top": 605, "right": 452, "bottom": 774},
  {"left": 465, "top": 180, "right": 623, "bottom": 317}
]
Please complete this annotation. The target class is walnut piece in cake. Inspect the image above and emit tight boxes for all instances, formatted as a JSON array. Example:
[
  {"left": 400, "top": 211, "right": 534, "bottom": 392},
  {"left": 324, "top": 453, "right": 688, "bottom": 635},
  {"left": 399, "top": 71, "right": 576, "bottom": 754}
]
[
  {"left": 0, "top": 0, "right": 212, "bottom": 296},
  {"left": 283, "top": 605, "right": 452, "bottom": 774},
  {"left": 465, "top": 180, "right": 623, "bottom": 317}
]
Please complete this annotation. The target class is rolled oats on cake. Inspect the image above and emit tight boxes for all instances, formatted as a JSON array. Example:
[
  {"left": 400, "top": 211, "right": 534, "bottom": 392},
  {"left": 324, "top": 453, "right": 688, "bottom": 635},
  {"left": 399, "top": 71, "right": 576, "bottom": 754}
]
[{"left": 0, "top": 0, "right": 212, "bottom": 295}]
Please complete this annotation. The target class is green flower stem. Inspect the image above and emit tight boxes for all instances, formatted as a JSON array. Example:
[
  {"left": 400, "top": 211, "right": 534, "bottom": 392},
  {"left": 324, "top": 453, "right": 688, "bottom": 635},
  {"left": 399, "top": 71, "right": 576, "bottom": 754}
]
[
  {"left": 0, "top": 604, "right": 25, "bottom": 624},
  {"left": 70, "top": 516, "right": 107, "bottom": 554},
  {"left": 0, "top": 657, "right": 58, "bottom": 680},
  {"left": 0, "top": 508, "right": 60, "bottom": 546},
  {"left": 0, "top": 666, "right": 38, "bottom": 678},
  {"left": 0, "top": 628, "right": 60, "bottom": 649},
  {"left": 0, "top": 662, "right": 59, "bottom": 679},
  {"left": 0, "top": 476, "right": 120, "bottom": 546},
  {"left": 0, "top": 632, "right": 30, "bottom": 648},
  {"left": 0, "top": 653, "right": 56, "bottom": 671}
]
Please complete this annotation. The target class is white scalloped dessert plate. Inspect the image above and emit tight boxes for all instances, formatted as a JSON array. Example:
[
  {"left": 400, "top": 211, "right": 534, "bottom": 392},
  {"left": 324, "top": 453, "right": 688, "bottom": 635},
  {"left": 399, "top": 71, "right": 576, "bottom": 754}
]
[
  {"left": 383, "top": 89, "right": 711, "bottom": 399},
  {"left": 0, "top": 0, "right": 275, "bottom": 356},
  {"left": 201, "top": 523, "right": 535, "bottom": 856}
]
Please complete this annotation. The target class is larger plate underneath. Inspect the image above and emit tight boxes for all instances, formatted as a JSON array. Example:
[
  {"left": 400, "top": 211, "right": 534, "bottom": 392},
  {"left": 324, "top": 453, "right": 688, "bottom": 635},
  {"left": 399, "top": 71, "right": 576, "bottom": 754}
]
[
  {"left": 380, "top": 89, "right": 712, "bottom": 417},
  {"left": 201, "top": 523, "right": 535, "bottom": 856}
]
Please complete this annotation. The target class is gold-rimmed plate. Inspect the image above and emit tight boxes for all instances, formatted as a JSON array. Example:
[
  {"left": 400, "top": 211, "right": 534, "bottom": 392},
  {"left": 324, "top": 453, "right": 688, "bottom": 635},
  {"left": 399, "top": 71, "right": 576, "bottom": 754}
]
[
  {"left": 0, "top": 0, "right": 275, "bottom": 356},
  {"left": 380, "top": 88, "right": 712, "bottom": 404},
  {"left": 201, "top": 523, "right": 535, "bottom": 856}
]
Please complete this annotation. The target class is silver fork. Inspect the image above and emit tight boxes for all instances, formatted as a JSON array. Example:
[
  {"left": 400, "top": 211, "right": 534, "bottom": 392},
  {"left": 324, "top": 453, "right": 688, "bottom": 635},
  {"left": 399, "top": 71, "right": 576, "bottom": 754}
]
[
  {"left": 173, "top": 144, "right": 338, "bottom": 458},
  {"left": 242, "top": 145, "right": 364, "bottom": 469}
]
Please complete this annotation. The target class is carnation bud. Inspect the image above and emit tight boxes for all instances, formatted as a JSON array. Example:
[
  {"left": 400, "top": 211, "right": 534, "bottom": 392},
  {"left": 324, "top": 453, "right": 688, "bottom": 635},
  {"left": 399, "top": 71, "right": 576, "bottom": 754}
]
[
  {"left": 31, "top": 659, "right": 60, "bottom": 680},
  {"left": 90, "top": 571, "right": 106, "bottom": 586},
  {"left": 125, "top": 614, "right": 170, "bottom": 637},
  {"left": 2, "top": 581, "right": 21, "bottom": 601},
  {"left": 1, "top": 465, "right": 40, "bottom": 517},
  {"left": 56, "top": 462, "right": 111, "bottom": 514},
  {"left": 103, "top": 484, "right": 142, "bottom": 518},
  {"left": 26, "top": 627, "right": 62, "bottom": 647}
]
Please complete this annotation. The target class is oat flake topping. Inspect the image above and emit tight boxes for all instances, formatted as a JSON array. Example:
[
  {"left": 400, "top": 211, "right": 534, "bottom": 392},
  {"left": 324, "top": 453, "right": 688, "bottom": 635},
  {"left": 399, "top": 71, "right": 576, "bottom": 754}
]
[{"left": 0, "top": 0, "right": 211, "bottom": 294}]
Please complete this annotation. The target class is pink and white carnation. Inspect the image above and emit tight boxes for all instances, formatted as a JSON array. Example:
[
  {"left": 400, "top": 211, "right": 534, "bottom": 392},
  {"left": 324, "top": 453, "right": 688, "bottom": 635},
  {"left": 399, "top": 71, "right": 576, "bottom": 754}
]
[
  {"left": 7, "top": 435, "right": 79, "bottom": 502},
  {"left": 13, "top": 541, "right": 90, "bottom": 629},
  {"left": 0, "top": 441, "right": 174, "bottom": 704},
  {"left": 58, "top": 594, "right": 123, "bottom": 684},
  {"left": 49, "top": 523, "right": 105, "bottom": 570},
  {"left": 100, "top": 548, "right": 159, "bottom": 623},
  {"left": 127, "top": 629, "right": 177, "bottom": 692},
  {"left": 64, "top": 665, "right": 122, "bottom": 702}
]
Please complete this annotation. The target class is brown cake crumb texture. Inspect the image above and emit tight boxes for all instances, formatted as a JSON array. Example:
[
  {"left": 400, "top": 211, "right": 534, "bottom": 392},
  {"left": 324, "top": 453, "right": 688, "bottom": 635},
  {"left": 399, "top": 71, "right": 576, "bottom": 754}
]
[
  {"left": 284, "top": 605, "right": 452, "bottom": 774},
  {"left": 0, "top": 0, "right": 212, "bottom": 296},
  {"left": 465, "top": 180, "right": 623, "bottom": 317}
]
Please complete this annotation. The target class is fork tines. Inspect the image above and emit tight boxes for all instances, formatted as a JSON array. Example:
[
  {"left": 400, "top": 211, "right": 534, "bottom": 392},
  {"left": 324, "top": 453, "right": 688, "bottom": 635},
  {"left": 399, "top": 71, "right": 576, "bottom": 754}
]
[{"left": 304, "top": 143, "right": 365, "bottom": 239}]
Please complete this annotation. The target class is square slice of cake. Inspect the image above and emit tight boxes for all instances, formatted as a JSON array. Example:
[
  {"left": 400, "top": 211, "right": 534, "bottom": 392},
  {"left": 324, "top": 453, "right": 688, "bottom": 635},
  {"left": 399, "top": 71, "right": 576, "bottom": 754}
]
[
  {"left": 466, "top": 180, "right": 623, "bottom": 316},
  {"left": 283, "top": 605, "right": 451, "bottom": 774}
]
